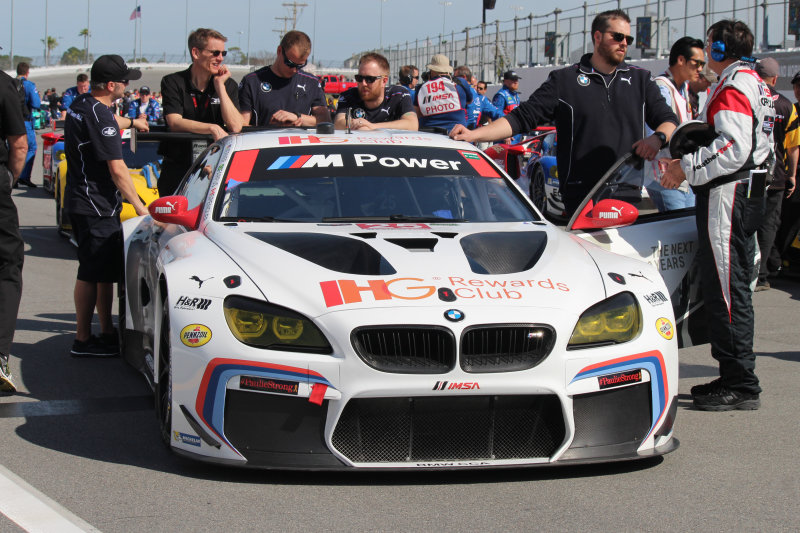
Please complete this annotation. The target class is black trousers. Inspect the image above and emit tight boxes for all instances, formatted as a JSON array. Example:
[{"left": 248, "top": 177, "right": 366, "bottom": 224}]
[
  {"left": 0, "top": 165, "right": 24, "bottom": 356},
  {"left": 695, "top": 181, "right": 763, "bottom": 394},
  {"left": 756, "top": 187, "right": 784, "bottom": 280}
]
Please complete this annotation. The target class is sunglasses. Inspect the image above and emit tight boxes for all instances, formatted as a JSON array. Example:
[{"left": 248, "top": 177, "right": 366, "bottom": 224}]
[
  {"left": 281, "top": 47, "right": 308, "bottom": 69},
  {"left": 688, "top": 58, "right": 706, "bottom": 68},
  {"left": 205, "top": 49, "right": 227, "bottom": 57},
  {"left": 606, "top": 31, "right": 634, "bottom": 45},
  {"left": 355, "top": 74, "right": 384, "bottom": 84}
]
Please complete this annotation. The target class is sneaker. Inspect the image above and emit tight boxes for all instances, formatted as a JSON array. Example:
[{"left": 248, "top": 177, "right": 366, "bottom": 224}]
[
  {"left": 100, "top": 328, "right": 119, "bottom": 349},
  {"left": 0, "top": 357, "right": 16, "bottom": 393},
  {"left": 690, "top": 377, "right": 722, "bottom": 397},
  {"left": 70, "top": 336, "right": 119, "bottom": 358},
  {"left": 693, "top": 385, "right": 760, "bottom": 411},
  {"left": 754, "top": 280, "right": 770, "bottom": 292},
  {"left": 17, "top": 178, "right": 37, "bottom": 188}
]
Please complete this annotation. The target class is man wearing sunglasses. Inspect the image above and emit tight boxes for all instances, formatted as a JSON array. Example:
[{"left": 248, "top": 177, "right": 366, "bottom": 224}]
[
  {"left": 644, "top": 36, "right": 706, "bottom": 212},
  {"left": 334, "top": 53, "right": 417, "bottom": 131},
  {"left": 398, "top": 65, "right": 419, "bottom": 94},
  {"left": 239, "top": 30, "right": 329, "bottom": 128},
  {"left": 64, "top": 55, "right": 149, "bottom": 358},
  {"left": 159, "top": 28, "right": 243, "bottom": 196},
  {"left": 451, "top": 9, "right": 677, "bottom": 215}
]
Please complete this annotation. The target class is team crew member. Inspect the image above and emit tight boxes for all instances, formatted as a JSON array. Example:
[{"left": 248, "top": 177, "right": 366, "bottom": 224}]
[
  {"left": 662, "top": 20, "right": 775, "bottom": 411},
  {"left": 64, "top": 55, "right": 150, "bottom": 358},
  {"left": 415, "top": 54, "right": 472, "bottom": 133},
  {"left": 60, "top": 73, "right": 90, "bottom": 119},
  {"left": 334, "top": 53, "right": 417, "bottom": 131},
  {"left": 474, "top": 80, "right": 502, "bottom": 126},
  {"left": 451, "top": 9, "right": 677, "bottom": 215},
  {"left": 15, "top": 62, "right": 40, "bottom": 188},
  {"left": 239, "top": 30, "right": 329, "bottom": 127},
  {"left": 493, "top": 70, "right": 523, "bottom": 142},
  {"left": 399, "top": 65, "right": 419, "bottom": 93},
  {"left": 0, "top": 70, "right": 28, "bottom": 392},
  {"left": 455, "top": 66, "right": 482, "bottom": 129},
  {"left": 754, "top": 58, "right": 799, "bottom": 290},
  {"left": 159, "top": 28, "right": 243, "bottom": 196},
  {"left": 645, "top": 37, "right": 706, "bottom": 211},
  {"left": 127, "top": 85, "right": 161, "bottom": 124}
]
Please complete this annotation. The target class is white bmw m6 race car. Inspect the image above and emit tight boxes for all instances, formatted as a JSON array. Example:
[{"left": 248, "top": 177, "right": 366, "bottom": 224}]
[{"left": 121, "top": 127, "right": 697, "bottom": 470}]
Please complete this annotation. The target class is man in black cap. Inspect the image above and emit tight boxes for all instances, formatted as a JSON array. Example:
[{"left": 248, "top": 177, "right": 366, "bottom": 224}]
[
  {"left": 64, "top": 54, "right": 150, "bottom": 357},
  {"left": 492, "top": 70, "right": 522, "bottom": 142},
  {"left": 127, "top": 85, "right": 161, "bottom": 125},
  {"left": 754, "top": 58, "right": 799, "bottom": 291},
  {"left": 159, "top": 28, "right": 243, "bottom": 196},
  {"left": 0, "top": 68, "right": 28, "bottom": 391}
]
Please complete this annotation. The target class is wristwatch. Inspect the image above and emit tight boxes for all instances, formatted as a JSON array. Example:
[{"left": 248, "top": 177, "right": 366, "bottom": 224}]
[
  {"left": 653, "top": 131, "right": 667, "bottom": 148},
  {"left": 129, "top": 117, "right": 134, "bottom": 129}
]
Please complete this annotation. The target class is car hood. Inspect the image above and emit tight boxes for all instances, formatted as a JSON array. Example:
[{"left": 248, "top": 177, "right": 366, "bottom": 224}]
[{"left": 204, "top": 222, "right": 608, "bottom": 318}]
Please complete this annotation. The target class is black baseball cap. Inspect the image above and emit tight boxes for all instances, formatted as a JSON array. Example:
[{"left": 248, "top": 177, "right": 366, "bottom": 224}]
[
  {"left": 91, "top": 54, "right": 142, "bottom": 83},
  {"left": 139, "top": 86, "right": 150, "bottom": 94},
  {"left": 792, "top": 71, "right": 800, "bottom": 85},
  {"left": 503, "top": 70, "right": 521, "bottom": 81}
]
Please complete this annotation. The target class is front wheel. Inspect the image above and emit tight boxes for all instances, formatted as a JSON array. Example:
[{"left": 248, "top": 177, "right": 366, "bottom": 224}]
[
  {"left": 530, "top": 165, "right": 547, "bottom": 213},
  {"left": 154, "top": 297, "right": 172, "bottom": 447}
]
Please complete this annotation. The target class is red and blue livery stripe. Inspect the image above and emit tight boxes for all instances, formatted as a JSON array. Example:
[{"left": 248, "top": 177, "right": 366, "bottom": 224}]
[
  {"left": 268, "top": 155, "right": 313, "bottom": 170},
  {"left": 570, "top": 350, "right": 668, "bottom": 441},
  {"left": 194, "top": 358, "right": 333, "bottom": 453}
]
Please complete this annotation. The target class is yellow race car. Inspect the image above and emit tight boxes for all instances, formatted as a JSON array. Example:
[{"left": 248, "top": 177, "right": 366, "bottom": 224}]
[{"left": 55, "top": 129, "right": 161, "bottom": 236}]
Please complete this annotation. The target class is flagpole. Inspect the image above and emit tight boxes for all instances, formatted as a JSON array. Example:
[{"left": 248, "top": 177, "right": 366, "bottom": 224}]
[
  {"left": 132, "top": 0, "right": 136, "bottom": 60},
  {"left": 139, "top": 3, "right": 143, "bottom": 63}
]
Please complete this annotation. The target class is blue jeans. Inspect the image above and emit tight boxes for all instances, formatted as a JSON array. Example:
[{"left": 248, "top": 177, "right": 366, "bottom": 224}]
[
  {"left": 19, "top": 121, "right": 37, "bottom": 183},
  {"left": 646, "top": 180, "right": 696, "bottom": 212}
]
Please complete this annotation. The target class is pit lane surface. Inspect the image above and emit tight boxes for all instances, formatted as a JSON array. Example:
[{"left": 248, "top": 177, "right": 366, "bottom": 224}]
[{"left": 1, "top": 152, "right": 798, "bottom": 532}]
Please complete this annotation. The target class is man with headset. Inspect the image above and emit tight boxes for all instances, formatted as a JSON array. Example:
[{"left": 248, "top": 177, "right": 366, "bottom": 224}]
[
  {"left": 662, "top": 20, "right": 775, "bottom": 411},
  {"left": 398, "top": 65, "right": 419, "bottom": 94}
]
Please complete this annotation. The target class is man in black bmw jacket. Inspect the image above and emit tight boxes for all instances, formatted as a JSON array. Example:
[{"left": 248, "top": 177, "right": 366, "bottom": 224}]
[{"left": 451, "top": 9, "right": 678, "bottom": 215}]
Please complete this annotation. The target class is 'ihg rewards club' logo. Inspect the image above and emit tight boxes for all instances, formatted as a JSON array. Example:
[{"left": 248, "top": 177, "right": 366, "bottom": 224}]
[{"left": 319, "top": 277, "right": 570, "bottom": 307}]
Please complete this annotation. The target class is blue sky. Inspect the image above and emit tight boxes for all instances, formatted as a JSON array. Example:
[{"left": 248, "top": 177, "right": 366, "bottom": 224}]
[{"left": 2, "top": 0, "right": 790, "bottom": 67}]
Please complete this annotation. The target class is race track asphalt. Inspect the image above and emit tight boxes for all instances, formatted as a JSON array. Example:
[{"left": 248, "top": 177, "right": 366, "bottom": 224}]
[{"left": 0, "top": 140, "right": 798, "bottom": 532}]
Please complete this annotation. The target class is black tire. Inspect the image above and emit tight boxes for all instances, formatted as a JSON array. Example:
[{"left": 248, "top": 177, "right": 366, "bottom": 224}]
[
  {"left": 530, "top": 165, "right": 547, "bottom": 213},
  {"left": 155, "top": 297, "right": 172, "bottom": 447}
]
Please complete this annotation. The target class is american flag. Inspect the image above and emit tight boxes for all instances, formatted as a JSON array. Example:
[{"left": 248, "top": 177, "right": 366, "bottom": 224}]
[{"left": 130, "top": 5, "right": 141, "bottom": 20}]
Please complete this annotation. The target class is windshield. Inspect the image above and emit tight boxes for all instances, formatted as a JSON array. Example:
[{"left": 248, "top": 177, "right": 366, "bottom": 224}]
[{"left": 216, "top": 145, "right": 539, "bottom": 223}]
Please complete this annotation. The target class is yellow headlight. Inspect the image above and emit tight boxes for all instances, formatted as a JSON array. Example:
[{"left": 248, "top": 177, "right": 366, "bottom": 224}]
[
  {"left": 223, "top": 296, "right": 332, "bottom": 353},
  {"left": 568, "top": 293, "right": 641, "bottom": 348}
]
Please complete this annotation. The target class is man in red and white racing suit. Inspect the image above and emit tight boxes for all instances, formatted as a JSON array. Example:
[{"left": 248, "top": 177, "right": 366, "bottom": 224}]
[{"left": 663, "top": 20, "right": 775, "bottom": 411}]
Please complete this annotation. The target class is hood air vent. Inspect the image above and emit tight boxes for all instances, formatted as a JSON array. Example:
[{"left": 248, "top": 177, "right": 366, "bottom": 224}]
[
  {"left": 246, "top": 232, "right": 396, "bottom": 275},
  {"left": 460, "top": 232, "right": 548, "bottom": 275}
]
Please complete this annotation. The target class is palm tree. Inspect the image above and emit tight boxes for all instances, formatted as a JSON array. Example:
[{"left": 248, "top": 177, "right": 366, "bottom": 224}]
[
  {"left": 79, "top": 29, "right": 90, "bottom": 63},
  {"left": 41, "top": 36, "right": 58, "bottom": 65}
]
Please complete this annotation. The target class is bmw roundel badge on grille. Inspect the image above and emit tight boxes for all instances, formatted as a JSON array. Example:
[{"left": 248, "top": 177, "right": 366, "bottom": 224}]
[{"left": 444, "top": 309, "right": 464, "bottom": 322}]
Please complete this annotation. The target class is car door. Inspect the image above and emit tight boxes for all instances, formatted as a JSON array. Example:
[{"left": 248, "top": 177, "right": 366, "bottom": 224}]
[{"left": 567, "top": 152, "right": 706, "bottom": 348}]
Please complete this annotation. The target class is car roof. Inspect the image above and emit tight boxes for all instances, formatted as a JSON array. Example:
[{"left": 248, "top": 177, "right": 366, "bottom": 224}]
[{"left": 229, "top": 128, "right": 475, "bottom": 152}]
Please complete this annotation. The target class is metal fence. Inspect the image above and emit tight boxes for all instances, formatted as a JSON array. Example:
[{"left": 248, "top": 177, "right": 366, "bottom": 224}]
[{"left": 354, "top": 0, "right": 799, "bottom": 83}]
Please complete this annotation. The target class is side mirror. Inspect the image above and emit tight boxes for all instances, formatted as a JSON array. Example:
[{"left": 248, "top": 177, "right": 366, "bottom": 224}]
[
  {"left": 571, "top": 199, "right": 638, "bottom": 230},
  {"left": 148, "top": 195, "right": 201, "bottom": 229}
]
